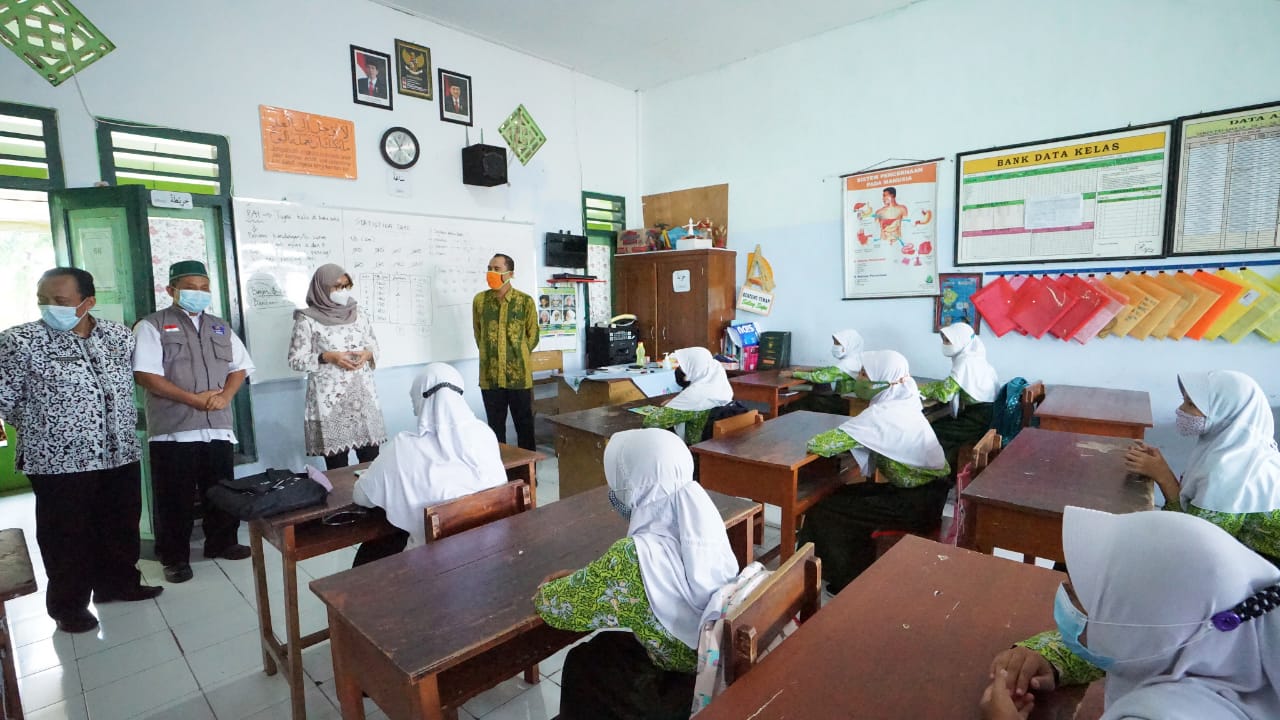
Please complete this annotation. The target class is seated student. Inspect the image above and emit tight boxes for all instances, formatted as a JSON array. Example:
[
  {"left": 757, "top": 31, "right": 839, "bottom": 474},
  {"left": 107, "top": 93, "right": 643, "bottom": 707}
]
[
  {"left": 534, "top": 428, "right": 738, "bottom": 720},
  {"left": 642, "top": 347, "right": 734, "bottom": 443},
  {"left": 799, "top": 350, "right": 950, "bottom": 592},
  {"left": 350, "top": 363, "right": 507, "bottom": 566},
  {"left": 919, "top": 322, "right": 999, "bottom": 471},
  {"left": 792, "top": 328, "right": 865, "bottom": 394},
  {"left": 981, "top": 507, "right": 1279, "bottom": 720},
  {"left": 1124, "top": 370, "right": 1280, "bottom": 564}
]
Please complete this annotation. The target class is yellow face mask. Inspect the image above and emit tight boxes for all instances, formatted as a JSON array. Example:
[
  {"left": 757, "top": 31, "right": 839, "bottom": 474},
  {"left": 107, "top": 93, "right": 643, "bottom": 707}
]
[{"left": 486, "top": 270, "right": 511, "bottom": 289}]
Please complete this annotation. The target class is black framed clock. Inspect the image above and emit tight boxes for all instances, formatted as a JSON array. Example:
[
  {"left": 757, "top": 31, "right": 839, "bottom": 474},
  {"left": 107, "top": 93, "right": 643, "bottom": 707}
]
[{"left": 380, "top": 126, "right": 420, "bottom": 169}]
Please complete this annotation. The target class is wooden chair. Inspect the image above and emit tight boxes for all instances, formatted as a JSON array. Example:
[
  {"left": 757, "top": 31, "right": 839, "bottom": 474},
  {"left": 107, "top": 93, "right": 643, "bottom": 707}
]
[
  {"left": 722, "top": 543, "right": 821, "bottom": 686},
  {"left": 712, "top": 409, "right": 763, "bottom": 439},
  {"left": 1021, "top": 380, "right": 1046, "bottom": 429},
  {"left": 530, "top": 350, "right": 564, "bottom": 417},
  {"left": 423, "top": 480, "right": 538, "bottom": 684}
]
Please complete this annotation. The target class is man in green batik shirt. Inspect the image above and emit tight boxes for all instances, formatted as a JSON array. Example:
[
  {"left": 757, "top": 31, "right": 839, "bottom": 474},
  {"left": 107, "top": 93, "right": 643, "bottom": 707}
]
[{"left": 472, "top": 253, "right": 540, "bottom": 450}]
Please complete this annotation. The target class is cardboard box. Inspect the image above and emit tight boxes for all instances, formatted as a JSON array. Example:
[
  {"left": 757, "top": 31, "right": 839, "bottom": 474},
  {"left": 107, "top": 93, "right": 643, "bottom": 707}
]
[
  {"left": 676, "top": 236, "right": 713, "bottom": 250},
  {"left": 617, "top": 228, "right": 658, "bottom": 254}
]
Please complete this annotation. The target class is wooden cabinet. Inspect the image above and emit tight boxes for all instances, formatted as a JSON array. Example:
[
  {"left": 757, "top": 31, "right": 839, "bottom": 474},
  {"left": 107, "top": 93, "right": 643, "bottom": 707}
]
[{"left": 614, "top": 249, "right": 736, "bottom": 358}]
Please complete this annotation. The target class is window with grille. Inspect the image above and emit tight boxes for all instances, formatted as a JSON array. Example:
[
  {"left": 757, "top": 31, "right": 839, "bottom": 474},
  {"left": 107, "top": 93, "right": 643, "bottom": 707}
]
[
  {"left": 0, "top": 102, "right": 63, "bottom": 190},
  {"left": 96, "top": 120, "right": 230, "bottom": 196},
  {"left": 582, "top": 192, "right": 625, "bottom": 245}
]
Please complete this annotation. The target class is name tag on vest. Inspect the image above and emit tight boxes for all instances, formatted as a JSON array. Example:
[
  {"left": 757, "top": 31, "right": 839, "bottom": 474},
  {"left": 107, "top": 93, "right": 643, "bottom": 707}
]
[
  {"left": 212, "top": 324, "right": 226, "bottom": 335},
  {"left": 51, "top": 355, "right": 80, "bottom": 362}
]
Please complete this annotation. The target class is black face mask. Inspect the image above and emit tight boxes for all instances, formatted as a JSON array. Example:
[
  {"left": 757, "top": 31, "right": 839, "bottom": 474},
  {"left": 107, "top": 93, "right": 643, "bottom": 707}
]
[{"left": 674, "top": 368, "right": 691, "bottom": 388}]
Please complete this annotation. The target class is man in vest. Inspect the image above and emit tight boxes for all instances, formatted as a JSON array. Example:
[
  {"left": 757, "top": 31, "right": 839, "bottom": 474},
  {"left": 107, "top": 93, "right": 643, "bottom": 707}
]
[{"left": 134, "top": 261, "right": 255, "bottom": 583}]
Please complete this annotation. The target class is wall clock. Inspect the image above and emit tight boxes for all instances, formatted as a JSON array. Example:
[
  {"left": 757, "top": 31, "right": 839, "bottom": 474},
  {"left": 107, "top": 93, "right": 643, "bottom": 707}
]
[{"left": 380, "top": 126, "right": 419, "bottom": 169}]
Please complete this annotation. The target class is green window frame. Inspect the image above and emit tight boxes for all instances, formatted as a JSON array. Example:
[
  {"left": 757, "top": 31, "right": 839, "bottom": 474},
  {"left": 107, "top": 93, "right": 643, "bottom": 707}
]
[
  {"left": 96, "top": 120, "right": 230, "bottom": 196},
  {"left": 582, "top": 191, "right": 625, "bottom": 245},
  {"left": 0, "top": 102, "right": 64, "bottom": 191}
]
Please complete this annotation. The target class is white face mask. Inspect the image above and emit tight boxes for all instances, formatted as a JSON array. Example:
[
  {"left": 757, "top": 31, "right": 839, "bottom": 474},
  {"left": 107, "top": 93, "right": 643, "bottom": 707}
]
[
  {"left": 831, "top": 344, "right": 846, "bottom": 360},
  {"left": 942, "top": 344, "right": 961, "bottom": 357},
  {"left": 330, "top": 289, "right": 352, "bottom": 306}
]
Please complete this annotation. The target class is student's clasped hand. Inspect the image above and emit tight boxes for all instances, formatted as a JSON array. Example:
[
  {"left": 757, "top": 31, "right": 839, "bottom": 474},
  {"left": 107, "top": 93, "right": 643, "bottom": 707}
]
[
  {"left": 1124, "top": 442, "right": 1179, "bottom": 495},
  {"left": 980, "top": 669, "right": 1036, "bottom": 720},
  {"left": 990, "top": 646, "right": 1056, "bottom": 696}
]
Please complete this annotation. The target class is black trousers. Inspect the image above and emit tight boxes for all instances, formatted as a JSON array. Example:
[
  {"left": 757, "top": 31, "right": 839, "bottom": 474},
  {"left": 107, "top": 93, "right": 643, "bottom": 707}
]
[
  {"left": 323, "top": 443, "right": 381, "bottom": 471},
  {"left": 149, "top": 440, "right": 240, "bottom": 566},
  {"left": 559, "top": 632, "right": 695, "bottom": 720},
  {"left": 28, "top": 462, "right": 143, "bottom": 620},
  {"left": 481, "top": 388, "right": 535, "bottom": 450},
  {"left": 798, "top": 479, "right": 951, "bottom": 592},
  {"left": 351, "top": 528, "right": 410, "bottom": 568}
]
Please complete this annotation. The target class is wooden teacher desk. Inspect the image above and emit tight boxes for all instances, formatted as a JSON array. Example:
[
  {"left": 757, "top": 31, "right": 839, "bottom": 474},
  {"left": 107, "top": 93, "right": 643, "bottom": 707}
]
[
  {"left": 692, "top": 410, "right": 857, "bottom": 562},
  {"left": 310, "top": 486, "right": 762, "bottom": 720},
  {"left": 729, "top": 369, "right": 808, "bottom": 419},
  {"left": 694, "top": 536, "right": 1095, "bottom": 720},
  {"left": 546, "top": 394, "right": 673, "bottom": 498},
  {"left": 1034, "top": 384, "right": 1153, "bottom": 439},
  {"left": 250, "top": 444, "right": 545, "bottom": 720},
  {"left": 961, "top": 428, "right": 1153, "bottom": 563}
]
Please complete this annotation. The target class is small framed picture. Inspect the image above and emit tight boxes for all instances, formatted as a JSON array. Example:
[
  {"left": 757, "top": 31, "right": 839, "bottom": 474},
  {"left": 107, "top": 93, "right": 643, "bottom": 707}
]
[
  {"left": 934, "top": 273, "right": 984, "bottom": 333},
  {"left": 350, "top": 45, "right": 392, "bottom": 110},
  {"left": 394, "top": 39, "right": 432, "bottom": 100},
  {"left": 438, "top": 69, "right": 472, "bottom": 126}
]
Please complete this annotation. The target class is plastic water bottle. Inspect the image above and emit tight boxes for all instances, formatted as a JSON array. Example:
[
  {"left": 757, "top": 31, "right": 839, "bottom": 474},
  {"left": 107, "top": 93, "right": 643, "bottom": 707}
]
[{"left": 636, "top": 341, "right": 645, "bottom": 366}]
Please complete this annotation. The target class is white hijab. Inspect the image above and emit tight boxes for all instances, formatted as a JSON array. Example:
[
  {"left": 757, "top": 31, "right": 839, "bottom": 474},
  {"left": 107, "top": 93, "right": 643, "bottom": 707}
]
[
  {"left": 353, "top": 363, "right": 507, "bottom": 545},
  {"left": 939, "top": 322, "right": 999, "bottom": 403},
  {"left": 836, "top": 350, "right": 946, "bottom": 470},
  {"left": 832, "top": 328, "right": 865, "bottom": 377},
  {"left": 1062, "top": 506, "right": 1280, "bottom": 719},
  {"left": 1177, "top": 371, "right": 1280, "bottom": 514},
  {"left": 667, "top": 347, "right": 733, "bottom": 411},
  {"left": 605, "top": 428, "right": 738, "bottom": 648}
]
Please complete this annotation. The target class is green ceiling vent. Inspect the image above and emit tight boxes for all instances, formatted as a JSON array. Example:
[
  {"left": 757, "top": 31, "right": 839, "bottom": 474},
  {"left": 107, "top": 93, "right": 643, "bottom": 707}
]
[{"left": 0, "top": 0, "right": 115, "bottom": 86}]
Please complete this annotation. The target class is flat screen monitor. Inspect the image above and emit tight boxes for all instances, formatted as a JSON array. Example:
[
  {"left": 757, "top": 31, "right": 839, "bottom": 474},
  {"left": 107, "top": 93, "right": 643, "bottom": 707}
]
[{"left": 545, "top": 232, "right": 588, "bottom": 269}]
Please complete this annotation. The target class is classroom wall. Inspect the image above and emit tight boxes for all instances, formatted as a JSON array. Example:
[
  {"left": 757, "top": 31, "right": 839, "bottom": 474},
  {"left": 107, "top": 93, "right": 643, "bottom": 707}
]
[
  {"left": 640, "top": 0, "right": 1280, "bottom": 473},
  {"left": 1, "top": 0, "right": 640, "bottom": 471}
]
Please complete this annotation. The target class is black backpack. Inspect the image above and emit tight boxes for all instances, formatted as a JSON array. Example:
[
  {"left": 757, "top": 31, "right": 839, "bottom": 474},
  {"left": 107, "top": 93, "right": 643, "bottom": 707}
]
[{"left": 206, "top": 468, "right": 328, "bottom": 520}]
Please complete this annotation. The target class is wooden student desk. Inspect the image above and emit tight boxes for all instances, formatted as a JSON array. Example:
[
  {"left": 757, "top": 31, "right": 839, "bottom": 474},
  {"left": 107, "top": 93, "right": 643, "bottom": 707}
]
[
  {"left": 1034, "top": 384, "right": 1153, "bottom": 439},
  {"left": 0, "top": 529, "right": 36, "bottom": 720},
  {"left": 692, "top": 410, "right": 858, "bottom": 562},
  {"left": 961, "top": 428, "right": 1153, "bottom": 563},
  {"left": 729, "top": 369, "right": 809, "bottom": 418},
  {"left": 249, "top": 444, "right": 545, "bottom": 720},
  {"left": 695, "top": 536, "right": 1095, "bottom": 720},
  {"left": 310, "top": 486, "right": 762, "bottom": 720},
  {"left": 546, "top": 394, "right": 674, "bottom": 498}
]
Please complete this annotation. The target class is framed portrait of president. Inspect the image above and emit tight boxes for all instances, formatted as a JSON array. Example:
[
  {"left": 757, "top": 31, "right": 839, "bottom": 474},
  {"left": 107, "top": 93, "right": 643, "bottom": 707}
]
[{"left": 351, "top": 45, "right": 393, "bottom": 110}]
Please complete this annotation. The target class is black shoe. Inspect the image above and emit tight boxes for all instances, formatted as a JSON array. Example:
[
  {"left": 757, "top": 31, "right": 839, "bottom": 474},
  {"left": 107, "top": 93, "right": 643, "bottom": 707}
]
[
  {"left": 95, "top": 584, "right": 164, "bottom": 602},
  {"left": 204, "top": 543, "right": 251, "bottom": 561},
  {"left": 164, "top": 563, "right": 194, "bottom": 583},
  {"left": 55, "top": 609, "right": 99, "bottom": 634}
]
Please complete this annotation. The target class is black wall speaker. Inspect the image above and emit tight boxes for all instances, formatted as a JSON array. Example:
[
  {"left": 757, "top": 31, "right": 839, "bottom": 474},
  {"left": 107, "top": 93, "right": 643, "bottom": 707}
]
[{"left": 461, "top": 144, "right": 507, "bottom": 186}]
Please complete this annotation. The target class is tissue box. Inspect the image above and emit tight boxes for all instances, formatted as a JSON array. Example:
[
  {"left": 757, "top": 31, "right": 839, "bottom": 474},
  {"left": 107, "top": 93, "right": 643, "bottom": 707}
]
[{"left": 676, "top": 236, "right": 713, "bottom": 250}]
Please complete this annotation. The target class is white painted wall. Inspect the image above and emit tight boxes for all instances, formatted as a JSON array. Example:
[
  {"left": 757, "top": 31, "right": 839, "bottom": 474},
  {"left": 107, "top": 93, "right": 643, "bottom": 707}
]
[
  {"left": 640, "top": 0, "right": 1280, "bottom": 473},
  {"left": 1, "top": 0, "right": 640, "bottom": 471}
]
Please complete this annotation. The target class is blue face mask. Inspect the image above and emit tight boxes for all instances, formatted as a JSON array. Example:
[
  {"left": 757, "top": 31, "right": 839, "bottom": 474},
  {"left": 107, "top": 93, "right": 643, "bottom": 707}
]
[
  {"left": 607, "top": 489, "right": 632, "bottom": 521},
  {"left": 1054, "top": 584, "right": 1114, "bottom": 670},
  {"left": 39, "top": 300, "right": 85, "bottom": 332},
  {"left": 177, "top": 289, "right": 212, "bottom": 314}
]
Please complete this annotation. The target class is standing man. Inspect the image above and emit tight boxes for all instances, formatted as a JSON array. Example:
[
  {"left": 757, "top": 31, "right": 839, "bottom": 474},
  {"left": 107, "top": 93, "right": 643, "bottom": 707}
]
[
  {"left": 472, "top": 253, "right": 539, "bottom": 450},
  {"left": 133, "top": 261, "right": 254, "bottom": 584},
  {"left": 0, "top": 268, "right": 162, "bottom": 634}
]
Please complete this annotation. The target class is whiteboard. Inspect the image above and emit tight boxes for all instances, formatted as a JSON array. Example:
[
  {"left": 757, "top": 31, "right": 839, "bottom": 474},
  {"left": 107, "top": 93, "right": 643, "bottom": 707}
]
[{"left": 232, "top": 198, "right": 536, "bottom": 382}]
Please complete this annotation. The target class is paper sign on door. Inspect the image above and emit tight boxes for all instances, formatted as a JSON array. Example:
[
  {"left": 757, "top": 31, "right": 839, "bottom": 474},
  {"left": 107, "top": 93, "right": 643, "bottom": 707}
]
[{"left": 672, "top": 269, "right": 691, "bottom": 293}]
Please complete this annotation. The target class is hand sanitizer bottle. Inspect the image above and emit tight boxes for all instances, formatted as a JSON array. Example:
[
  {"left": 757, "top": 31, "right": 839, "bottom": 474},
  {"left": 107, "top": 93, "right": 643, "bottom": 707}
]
[{"left": 636, "top": 341, "right": 645, "bottom": 366}]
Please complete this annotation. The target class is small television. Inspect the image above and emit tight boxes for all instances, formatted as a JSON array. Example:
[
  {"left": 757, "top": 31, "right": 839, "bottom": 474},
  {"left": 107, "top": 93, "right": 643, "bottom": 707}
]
[{"left": 544, "top": 232, "right": 588, "bottom": 269}]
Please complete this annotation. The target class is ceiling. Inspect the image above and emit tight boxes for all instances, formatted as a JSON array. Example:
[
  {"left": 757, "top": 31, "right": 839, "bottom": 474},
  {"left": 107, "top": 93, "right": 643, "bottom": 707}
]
[{"left": 371, "top": 0, "right": 924, "bottom": 90}]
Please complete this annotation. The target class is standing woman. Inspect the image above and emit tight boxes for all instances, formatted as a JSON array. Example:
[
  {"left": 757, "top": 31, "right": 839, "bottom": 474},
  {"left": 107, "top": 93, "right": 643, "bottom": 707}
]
[{"left": 288, "top": 264, "right": 387, "bottom": 469}]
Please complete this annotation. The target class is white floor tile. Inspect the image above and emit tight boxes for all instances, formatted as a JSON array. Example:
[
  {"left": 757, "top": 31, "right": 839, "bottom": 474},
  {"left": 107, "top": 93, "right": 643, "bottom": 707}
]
[
  {"left": 18, "top": 663, "right": 82, "bottom": 713},
  {"left": 71, "top": 604, "right": 169, "bottom": 659},
  {"left": 482, "top": 680, "right": 560, "bottom": 720},
  {"left": 240, "top": 685, "right": 338, "bottom": 720},
  {"left": 201, "top": 671, "right": 293, "bottom": 720},
  {"left": 15, "top": 632, "right": 76, "bottom": 678},
  {"left": 137, "top": 692, "right": 215, "bottom": 720},
  {"left": 170, "top": 603, "right": 259, "bottom": 654},
  {"left": 186, "top": 629, "right": 265, "bottom": 688},
  {"left": 81, "top": 658, "right": 198, "bottom": 720},
  {"left": 300, "top": 644, "right": 335, "bottom": 684},
  {"left": 156, "top": 582, "right": 249, "bottom": 629},
  {"left": 76, "top": 629, "right": 181, "bottom": 692},
  {"left": 7, "top": 590, "right": 51, "bottom": 621},
  {"left": 25, "top": 694, "right": 88, "bottom": 720},
  {"left": 537, "top": 644, "right": 572, "bottom": 679},
  {"left": 12, "top": 613, "right": 60, "bottom": 648},
  {"left": 462, "top": 675, "right": 539, "bottom": 719}
]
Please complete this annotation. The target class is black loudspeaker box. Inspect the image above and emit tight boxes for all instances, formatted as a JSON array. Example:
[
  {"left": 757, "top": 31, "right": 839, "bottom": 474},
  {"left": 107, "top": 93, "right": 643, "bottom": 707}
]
[{"left": 461, "top": 144, "right": 507, "bottom": 186}]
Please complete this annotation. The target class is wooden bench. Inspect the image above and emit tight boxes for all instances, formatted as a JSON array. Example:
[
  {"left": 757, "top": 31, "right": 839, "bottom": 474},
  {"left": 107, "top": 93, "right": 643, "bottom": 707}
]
[
  {"left": 723, "top": 543, "right": 821, "bottom": 685},
  {"left": 530, "top": 350, "right": 563, "bottom": 417}
]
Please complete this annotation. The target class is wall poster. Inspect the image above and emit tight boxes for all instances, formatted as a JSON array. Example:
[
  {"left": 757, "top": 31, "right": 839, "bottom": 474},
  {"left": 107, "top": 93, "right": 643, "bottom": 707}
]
[
  {"left": 842, "top": 160, "right": 940, "bottom": 299},
  {"left": 259, "top": 105, "right": 357, "bottom": 179},
  {"left": 537, "top": 285, "right": 578, "bottom": 351}
]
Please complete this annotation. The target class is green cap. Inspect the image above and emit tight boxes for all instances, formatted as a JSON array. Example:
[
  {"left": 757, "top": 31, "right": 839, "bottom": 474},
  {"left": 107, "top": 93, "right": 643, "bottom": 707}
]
[{"left": 169, "top": 260, "right": 209, "bottom": 282}]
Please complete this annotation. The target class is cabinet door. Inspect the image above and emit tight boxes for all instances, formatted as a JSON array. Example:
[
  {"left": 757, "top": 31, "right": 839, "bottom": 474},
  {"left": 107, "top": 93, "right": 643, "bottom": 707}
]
[
  {"left": 614, "top": 258, "right": 658, "bottom": 354},
  {"left": 657, "top": 257, "right": 710, "bottom": 354}
]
